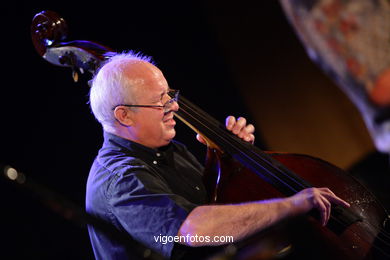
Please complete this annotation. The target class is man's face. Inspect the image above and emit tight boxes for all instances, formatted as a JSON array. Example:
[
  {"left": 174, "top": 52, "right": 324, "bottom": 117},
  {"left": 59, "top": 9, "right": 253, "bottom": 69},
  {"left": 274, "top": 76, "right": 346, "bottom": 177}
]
[{"left": 125, "top": 62, "right": 179, "bottom": 148}]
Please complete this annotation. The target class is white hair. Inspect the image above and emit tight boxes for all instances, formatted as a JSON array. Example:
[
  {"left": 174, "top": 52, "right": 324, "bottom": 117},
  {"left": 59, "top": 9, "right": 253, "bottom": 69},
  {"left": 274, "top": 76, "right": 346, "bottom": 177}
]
[{"left": 89, "top": 51, "right": 154, "bottom": 132}]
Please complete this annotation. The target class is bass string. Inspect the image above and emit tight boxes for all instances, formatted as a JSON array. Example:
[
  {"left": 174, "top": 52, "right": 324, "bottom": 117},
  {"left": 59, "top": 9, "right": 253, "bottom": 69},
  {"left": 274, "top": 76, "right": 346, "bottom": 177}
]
[
  {"left": 176, "top": 96, "right": 390, "bottom": 248},
  {"left": 177, "top": 96, "right": 313, "bottom": 189},
  {"left": 177, "top": 106, "right": 302, "bottom": 192}
]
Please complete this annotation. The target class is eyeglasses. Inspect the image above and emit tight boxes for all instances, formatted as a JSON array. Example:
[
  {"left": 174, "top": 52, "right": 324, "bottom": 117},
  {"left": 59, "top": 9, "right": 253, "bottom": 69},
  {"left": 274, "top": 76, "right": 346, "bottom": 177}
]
[{"left": 112, "top": 89, "right": 179, "bottom": 113}]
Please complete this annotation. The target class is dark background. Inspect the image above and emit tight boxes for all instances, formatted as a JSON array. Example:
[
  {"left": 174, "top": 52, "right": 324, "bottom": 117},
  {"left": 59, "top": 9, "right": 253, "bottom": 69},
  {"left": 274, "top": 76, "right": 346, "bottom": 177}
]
[{"left": 1, "top": 1, "right": 389, "bottom": 259}]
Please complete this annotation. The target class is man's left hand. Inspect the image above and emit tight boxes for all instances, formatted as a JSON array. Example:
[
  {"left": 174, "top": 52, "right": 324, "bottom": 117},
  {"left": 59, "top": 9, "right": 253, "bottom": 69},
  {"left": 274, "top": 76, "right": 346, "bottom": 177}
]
[
  {"left": 225, "top": 116, "right": 255, "bottom": 144},
  {"left": 196, "top": 116, "right": 255, "bottom": 145}
]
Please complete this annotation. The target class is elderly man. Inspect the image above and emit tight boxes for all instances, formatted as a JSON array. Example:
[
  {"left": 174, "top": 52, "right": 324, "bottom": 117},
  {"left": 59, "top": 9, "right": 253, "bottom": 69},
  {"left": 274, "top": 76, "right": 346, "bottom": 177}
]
[{"left": 86, "top": 52, "right": 350, "bottom": 259}]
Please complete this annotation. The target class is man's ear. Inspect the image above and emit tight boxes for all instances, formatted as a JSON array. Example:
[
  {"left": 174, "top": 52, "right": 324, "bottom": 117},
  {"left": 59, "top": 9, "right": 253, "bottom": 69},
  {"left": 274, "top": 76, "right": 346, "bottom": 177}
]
[{"left": 113, "top": 107, "right": 134, "bottom": 126}]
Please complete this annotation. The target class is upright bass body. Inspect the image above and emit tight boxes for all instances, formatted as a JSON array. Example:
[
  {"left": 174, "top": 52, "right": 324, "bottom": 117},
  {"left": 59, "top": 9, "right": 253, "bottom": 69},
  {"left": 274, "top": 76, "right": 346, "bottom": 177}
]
[{"left": 203, "top": 148, "right": 390, "bottom": 259}]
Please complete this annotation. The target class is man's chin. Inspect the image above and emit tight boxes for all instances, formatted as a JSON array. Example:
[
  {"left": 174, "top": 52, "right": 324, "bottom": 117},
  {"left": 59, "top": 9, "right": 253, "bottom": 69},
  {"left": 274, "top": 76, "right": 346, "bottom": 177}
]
[{"left": 165, "top": 129, "right": 176, "bottom": 142}]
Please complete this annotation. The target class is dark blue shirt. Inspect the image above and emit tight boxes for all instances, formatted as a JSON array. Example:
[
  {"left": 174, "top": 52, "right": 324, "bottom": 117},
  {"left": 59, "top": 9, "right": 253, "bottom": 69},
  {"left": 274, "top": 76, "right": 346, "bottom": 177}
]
[{"left": 86, "top": 132, "right": 208, "bottom": 259}]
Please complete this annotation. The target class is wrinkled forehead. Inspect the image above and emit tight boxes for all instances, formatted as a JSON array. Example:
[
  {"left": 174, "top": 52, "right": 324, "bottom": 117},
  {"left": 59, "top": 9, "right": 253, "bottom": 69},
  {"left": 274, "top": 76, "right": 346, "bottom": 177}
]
[
  {"left": 112, "top": 60, "right": 168, "bottom": 100},
  {"left": 125, "top": 61, "right": 165, "bottom": 87}
]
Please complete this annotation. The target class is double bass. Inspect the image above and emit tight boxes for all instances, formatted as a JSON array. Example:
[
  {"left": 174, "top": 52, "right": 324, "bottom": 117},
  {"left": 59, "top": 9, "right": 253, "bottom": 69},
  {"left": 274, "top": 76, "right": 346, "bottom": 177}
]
[{"left": 31, "top": 10, "right": 390, "bottom": 259}]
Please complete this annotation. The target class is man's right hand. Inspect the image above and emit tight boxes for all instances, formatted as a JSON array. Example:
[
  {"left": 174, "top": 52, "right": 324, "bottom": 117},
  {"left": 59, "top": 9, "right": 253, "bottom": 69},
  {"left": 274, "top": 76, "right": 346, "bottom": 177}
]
[{"left": 288, "top": 187, "right": 350, "bottom": 226}]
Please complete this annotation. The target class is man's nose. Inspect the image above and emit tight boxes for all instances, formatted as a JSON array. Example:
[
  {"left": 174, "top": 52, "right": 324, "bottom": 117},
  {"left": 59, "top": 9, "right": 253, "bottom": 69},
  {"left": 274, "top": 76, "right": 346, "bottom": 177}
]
[{"left": 170, "top": 99, "right": 179, "bottom": 111}]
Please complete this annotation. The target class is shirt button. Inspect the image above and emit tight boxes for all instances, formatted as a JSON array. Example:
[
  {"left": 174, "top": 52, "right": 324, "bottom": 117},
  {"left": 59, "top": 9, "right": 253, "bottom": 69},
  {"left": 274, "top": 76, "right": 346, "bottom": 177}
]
[
  {"left": 156, "top": 153, "right": 161, "bottom": 157},
  {"left": 195, "top": 186, "right": 200, "bottom": 190},
  {"left": 153, "top": 160, "right": 158, "bottom": 165}
]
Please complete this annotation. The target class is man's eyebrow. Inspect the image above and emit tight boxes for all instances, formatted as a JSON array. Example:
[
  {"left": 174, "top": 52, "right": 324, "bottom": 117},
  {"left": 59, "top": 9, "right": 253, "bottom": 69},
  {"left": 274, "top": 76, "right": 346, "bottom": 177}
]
[
  {"left": 157, "top": 88, "right": 171, "bottom": 100},
  {"left": 150, "top": 91, "right": 165, "bottom": 101}
]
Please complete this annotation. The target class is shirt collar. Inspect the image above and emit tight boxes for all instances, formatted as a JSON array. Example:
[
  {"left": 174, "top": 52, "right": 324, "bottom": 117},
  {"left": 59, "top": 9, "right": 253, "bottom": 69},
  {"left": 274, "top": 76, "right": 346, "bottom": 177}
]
[{"left": 103, "top": 131, "right": 174, "bottom": 165}]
